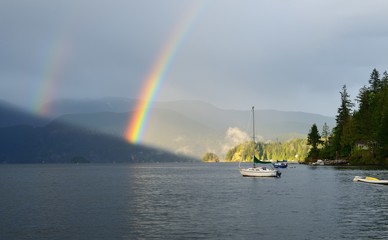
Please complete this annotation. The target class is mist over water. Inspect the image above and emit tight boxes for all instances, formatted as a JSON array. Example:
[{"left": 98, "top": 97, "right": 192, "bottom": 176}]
[{"left": 1, "top": 163, "right": 387, "bottom": 239}]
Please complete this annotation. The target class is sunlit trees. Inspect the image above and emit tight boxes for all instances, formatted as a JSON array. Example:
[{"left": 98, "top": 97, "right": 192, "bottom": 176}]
[
  {"left": 225, "top": 139, "right": 309, "bottom": 162},
  {"left": 321, "top": 123, "right": 330, "bottom": 146},
  {"left": 202, "top": 152, "right": 220, "bottom": 162},
  {"left": 319, "top": 123, "right": 331, "bottom": 159},
  {"left": 307, "top": 124, "right": 322, "bottom": 160},
  {"left": 226, "top": 68, "right": 388, "bottom": 165}
]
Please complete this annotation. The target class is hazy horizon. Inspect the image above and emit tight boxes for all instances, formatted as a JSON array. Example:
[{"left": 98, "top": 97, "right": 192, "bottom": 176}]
[{"left": 1, "top": 96, "right": 338, "bottom": 118}]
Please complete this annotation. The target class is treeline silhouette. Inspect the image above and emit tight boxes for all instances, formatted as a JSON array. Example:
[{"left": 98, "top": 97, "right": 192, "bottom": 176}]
[{"left": 307, "top": 68, "right": 388, "bottom": 165}]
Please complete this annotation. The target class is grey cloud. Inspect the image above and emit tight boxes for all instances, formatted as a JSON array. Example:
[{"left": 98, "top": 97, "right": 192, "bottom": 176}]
[{"left": 1, "top": 0, "right": 388, "bottom": 116}]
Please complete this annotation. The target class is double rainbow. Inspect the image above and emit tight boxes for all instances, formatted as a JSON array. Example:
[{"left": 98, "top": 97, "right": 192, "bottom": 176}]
[{"left": 124, "top": 1, "right": 204, "bottom": 143}]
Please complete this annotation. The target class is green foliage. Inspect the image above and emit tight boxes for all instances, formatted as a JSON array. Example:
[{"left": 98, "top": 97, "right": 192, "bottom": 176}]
[
  {"left": 321, "top": 123, "right": 330, "bottom": 147},
  {"left": 307, "top": 124, "right": 322, "bottom": 160},
  {"left": 331, "top": 85, "right": 355, "bottom": 158},
  {"left": 225, "top": 139, "right": 309, "bottom": 162},
  {"left": 315, "top": 68, "right": 388, "bottom": 165},
  {"left": 349, "top": 148, "right": 378, "bottom": 165},
  {"left": 202, "top": 152, "right": 220, "bottom": 162}
]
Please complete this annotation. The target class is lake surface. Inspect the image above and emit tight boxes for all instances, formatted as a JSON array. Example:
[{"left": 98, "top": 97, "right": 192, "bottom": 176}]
[{"left": 1, "top": 163, "right": 388, "bottom": 239}]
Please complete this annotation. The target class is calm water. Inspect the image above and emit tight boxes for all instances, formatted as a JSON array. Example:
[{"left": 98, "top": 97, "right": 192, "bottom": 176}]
[{"left": 1, "top": 163, "right": 388, "bottom": 240}]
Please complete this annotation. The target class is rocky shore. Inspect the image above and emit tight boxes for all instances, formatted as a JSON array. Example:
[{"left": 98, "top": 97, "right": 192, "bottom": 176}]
[{"left": 319, "top": 159, "right": 349, "bottom": 165}]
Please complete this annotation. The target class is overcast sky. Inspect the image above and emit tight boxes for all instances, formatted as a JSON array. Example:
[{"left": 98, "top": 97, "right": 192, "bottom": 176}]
[{"left": 1, "top": 0, "right": 388, "bottom": 117}]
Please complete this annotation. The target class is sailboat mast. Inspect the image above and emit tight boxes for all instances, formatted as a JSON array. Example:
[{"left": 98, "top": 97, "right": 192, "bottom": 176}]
[
  {"left": 252, "top": 106, "right": 255, "bottom": 143},
  {"left": 252, "top": 106, "right": 256, "bottom": 167}
]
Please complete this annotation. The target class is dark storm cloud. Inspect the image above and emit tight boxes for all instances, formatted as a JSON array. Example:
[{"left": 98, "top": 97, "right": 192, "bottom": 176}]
[{"left": 1, "top": 0, "right": 387, "bottom": 116}]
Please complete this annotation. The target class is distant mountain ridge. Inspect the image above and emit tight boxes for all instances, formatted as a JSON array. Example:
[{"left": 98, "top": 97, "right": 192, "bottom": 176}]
[
  {"left": 0, "top": 118, "right": 197, "bottom": 164},
  {"left": 47, "top": 97, "right": 136, "bottom": 117},
  {"left": 0, "top": 100, "right": 48, "bottom": 127},
  {"left": 0, "top": 98, "right": 335, "bottom": 160}
]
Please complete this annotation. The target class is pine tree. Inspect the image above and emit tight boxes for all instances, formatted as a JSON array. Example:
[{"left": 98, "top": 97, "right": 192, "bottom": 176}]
[
  {"left": 332, "top": 85, "right": 354, "bottom": 158},
  {"left": 376, "top": 93, "right": 388, "bottom": 162},
  {"left": 321, "top": 123, "right": 330, "bottom": 147},
  {"left": 307, "top": 124, "right": 322, "bottom": 160},
  {"left": 375, "top": 79, "right": 388, "bottom": 162},
  {"left": 354, "top": 85, "right": 373, "bottom": 143},
  {"left": 369, "top": 68, "right": 382, "bottom": 93},
  {"left": 382, "top": 71, "right": 388, "bottom": 86},
  {"left": 353, "top": 69, "right": 384, "bottom": 157}
]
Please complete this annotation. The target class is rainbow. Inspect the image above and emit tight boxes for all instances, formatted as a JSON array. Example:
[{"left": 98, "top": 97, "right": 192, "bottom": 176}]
[
  {"left": 33, "top": 35, "right": 71, "bottom": 117},
  {"left": 124, "top": 1, "right": 205, "bottom": 143}
]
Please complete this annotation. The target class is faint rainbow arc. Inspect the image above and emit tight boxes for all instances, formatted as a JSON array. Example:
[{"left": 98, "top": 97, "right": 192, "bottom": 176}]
[
  {"left": 33, "top": 36, "right": 71, "bottom": 116},
  {"left": 124, "top": 1, "right": 204, "bottom": 143}
]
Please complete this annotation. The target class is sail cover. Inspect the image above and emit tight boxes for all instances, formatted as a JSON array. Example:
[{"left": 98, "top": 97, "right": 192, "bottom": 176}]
[{"left": 253, "top": 155, "right": 272, "bottom": 164}]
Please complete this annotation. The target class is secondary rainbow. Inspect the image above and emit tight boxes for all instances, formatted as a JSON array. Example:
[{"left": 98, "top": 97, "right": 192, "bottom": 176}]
[
  {"left": 33, "top": 35, "right": 71, "bottom": 117},
  {"left": 124, "top": 1, "right": 204, "bottom": 143}
]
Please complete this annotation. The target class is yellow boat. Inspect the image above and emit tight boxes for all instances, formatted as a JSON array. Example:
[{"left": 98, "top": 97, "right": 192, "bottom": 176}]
[{"left": 353, "top": 176, "right": 388, "bottom": 185}]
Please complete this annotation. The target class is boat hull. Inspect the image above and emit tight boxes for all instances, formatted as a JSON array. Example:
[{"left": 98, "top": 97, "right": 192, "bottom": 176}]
[
  {"left": 273, "top": 163, "right": 288, "bottom": 168},
  {"left": 353, "top": 176, "right": 388, "bottom": 185},
  {"left": 240, "top": 168, "right": 280, "bottom": 177}
]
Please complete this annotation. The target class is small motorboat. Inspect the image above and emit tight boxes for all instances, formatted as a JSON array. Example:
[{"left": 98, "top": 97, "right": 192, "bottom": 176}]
[
  {"left": 273, "top": 160, "right": 288, "bottom": 168},
  {"left": 353, "top": 176, "right": 388, "bottom": 185}
]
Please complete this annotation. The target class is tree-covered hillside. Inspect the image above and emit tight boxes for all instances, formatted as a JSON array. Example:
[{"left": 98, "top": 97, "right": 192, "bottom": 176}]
[
  {"left": 225, "top": 139, "right": 309, "bottom": 162},
  {"left": 0, "top": 121, "right": 197, "bottom": 164},
  {"left": 306, "top": 68, "right": 388, "bottom": 165}
]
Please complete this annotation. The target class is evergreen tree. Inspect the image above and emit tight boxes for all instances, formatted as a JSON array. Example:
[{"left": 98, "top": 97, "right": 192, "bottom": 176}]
[
  {"left": 353, "top": 69, "right": 384, "bottom": 157},
  {"left": 332, "top": 85, "right": 354, "bottom": 158},
  {"left": 321, "top": 123, "right": 330, "bottom": 147},
  {"left": 307, "top": 124, "right": 322, "bottom": 160},
  {"left": 369, "top": 68, "right": 382, "bottom": 92},
  {"left": 377, "top": 95, "right": 388, "bottom": 162},
  {"left": 319, "top": 122, "right": 332, "bottom": 159},
  {"left": 375, "top": 81, "right": 388, "bottom": 162},
  {"left": 382, "top": 71, "right": 388, "bottom": 87},
  {"left": 354, "top": 85, "right": 373, "bottom": 143},
  {"left": 316, "top": 68, "right": 388, "bottom": 165}
]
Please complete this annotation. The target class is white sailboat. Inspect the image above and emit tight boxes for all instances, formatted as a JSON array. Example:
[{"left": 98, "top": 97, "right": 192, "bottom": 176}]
[{"left": 239, "top": 106, "right": 281, "bottom": 178}]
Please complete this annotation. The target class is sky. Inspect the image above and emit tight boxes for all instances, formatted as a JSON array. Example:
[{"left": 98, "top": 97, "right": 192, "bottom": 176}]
[{"left": 1, "top": 0, "right": 388, "bottom": 117}]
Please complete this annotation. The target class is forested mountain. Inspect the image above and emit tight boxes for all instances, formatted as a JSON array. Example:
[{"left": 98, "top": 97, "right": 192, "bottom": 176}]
[
  {"left": 48, "top": 98, "right": 335, "bottom": 141},
  {"left": 49, "top": 102, "right": 333, "bottom": 159},
  {"left": 0, "top": 100, "right": 48, "bottom": 127},
  {"left": 306, "top": 68, "right": 388, "bottom": 165},
  {"left": 0, "top": 121, "right": 196, "bottom": 164},
  {"left": 1, "top": 98, "right": 334, "bottom": 161},
  {"left": 52, "top": 109, "right": 220, "bottom": 157},
  {"left": 225, "top": 139, "right": 309, "bottom": 162},
  {"left": 47, "top": 97, "right": 137, "bottom": 117}
]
